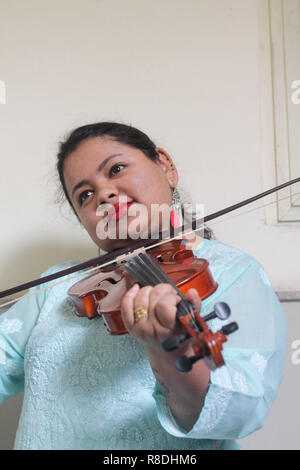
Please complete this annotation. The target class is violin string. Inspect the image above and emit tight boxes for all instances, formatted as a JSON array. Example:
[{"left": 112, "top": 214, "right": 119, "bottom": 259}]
[
  {"left": 1, "top": 190, "right": 299, "bottom": 310},
  {"left": 124, "top": 255, "right": 177, "bottom": 300},
  {"left": 131, "top": 254, "right": 192, "bottom": 317},
  {"left": 139, "top": 254, "right": 193, "bottom": 316},
  {"left": 125, "top": 255, "right": 160, "bottom": 287},
  {"left": 125, "top": 254, "right": 192, "bottom": 318},
  {"left": 126, "top": 254, "right": 189, "bottom": 317},
  {"left": 134, "top": 254, "right": 195, "bottom": 318}
]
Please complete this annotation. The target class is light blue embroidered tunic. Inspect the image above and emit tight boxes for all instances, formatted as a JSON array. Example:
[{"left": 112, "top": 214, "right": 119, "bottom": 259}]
[{"left": 0, "top": 240, "right": 286, "bottom": 450}]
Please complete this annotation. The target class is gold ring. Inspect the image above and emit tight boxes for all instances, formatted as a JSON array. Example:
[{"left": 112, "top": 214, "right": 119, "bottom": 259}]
[{"left": 134, "top": 307, "right": 148, "bottom": 322}]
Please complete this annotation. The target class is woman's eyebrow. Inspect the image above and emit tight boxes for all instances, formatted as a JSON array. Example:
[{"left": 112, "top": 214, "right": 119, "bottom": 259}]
[{"left": 71, "top": 153, "right": 123, "bottom": 198}]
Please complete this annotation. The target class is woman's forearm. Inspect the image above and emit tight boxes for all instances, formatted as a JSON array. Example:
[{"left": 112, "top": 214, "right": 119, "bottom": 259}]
[{"left": 147, "top": 343, "right": 210, "bottom": 431}]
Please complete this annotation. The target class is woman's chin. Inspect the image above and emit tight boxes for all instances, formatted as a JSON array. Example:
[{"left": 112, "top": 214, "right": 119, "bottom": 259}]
[{"left": 97, "top": 237, "right": 141, "bottom": 253}]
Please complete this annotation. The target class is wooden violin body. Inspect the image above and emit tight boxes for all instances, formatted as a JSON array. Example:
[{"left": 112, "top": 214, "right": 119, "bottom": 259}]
[
  {"left": 68, "top": 240, "right": 238, "bottom": 371},
  {"left": 68, "top": 240, "right": 218, "bottom": 334}
]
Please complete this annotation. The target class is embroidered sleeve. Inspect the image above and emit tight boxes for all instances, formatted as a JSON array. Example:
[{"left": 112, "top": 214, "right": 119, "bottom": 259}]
[
  {"left": 153, "top": 248, "right": 287, "bottom": 440},
  {"left": 0, "top": 268, "right": 53, "bottom": 404}
]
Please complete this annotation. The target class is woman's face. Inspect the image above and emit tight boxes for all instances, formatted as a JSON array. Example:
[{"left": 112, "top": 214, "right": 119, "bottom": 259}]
[{"left": 63, "top": 136, "right": 178, "bottom": 252}]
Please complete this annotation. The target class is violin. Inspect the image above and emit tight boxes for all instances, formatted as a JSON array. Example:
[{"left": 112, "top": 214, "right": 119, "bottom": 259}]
[
  {"left": 67, "top": 238, "right": 238, "bottom": 372},
  {"left": 68, "top": 239, "right": 218, "bottom": 331}
]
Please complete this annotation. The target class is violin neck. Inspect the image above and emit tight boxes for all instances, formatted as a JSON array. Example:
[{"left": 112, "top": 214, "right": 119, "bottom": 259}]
[{"left": 124, "top": 253, "right": 194, "bottom": 318}]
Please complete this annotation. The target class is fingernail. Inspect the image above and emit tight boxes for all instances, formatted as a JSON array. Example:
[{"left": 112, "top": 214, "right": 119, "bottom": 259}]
[
  {"left": 130, "top": 283, "right": 139, "bottom": 293},
  {"left": 190, "top": 288, "right": 198, "bottom": 295}
]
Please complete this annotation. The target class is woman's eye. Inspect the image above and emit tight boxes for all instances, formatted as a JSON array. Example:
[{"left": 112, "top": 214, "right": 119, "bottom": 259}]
[
  {"left": 109, "top": 164, "right": 125, "bottom": 177},
  {"left": 78, "top": 190, "right": 93, "bottom": 206}
]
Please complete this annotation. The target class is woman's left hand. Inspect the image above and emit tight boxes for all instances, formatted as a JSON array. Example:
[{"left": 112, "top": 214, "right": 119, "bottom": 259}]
[
  {"left": 120, "top": 283, "right": 202, "bottom": 350},
  {"left": 121, "top": 283, "right": 209, "bottom": 431}
]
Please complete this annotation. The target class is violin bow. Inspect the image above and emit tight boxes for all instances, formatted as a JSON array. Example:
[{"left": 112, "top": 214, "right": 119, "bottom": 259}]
[{"left": 0, "top": 176, "right": 299, "bottom": 303}]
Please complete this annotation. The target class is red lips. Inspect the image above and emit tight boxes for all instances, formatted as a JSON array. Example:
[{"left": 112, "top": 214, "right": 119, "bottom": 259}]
[{"left": 113, "top": 201, "right": 133, "bottom": 221}]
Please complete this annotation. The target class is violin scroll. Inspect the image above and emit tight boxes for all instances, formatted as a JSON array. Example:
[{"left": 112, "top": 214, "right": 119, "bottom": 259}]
[
  {"left": 172, "top": 306, "right": 238, "bottom": 373},
  {"left": 124, "top": 252, "right": 239, "bottom": 372}
]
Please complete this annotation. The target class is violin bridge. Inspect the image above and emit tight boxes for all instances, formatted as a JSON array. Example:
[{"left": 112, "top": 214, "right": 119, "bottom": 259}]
[{"left": 115, "top": 247, "right": 146, "bottom": 266}]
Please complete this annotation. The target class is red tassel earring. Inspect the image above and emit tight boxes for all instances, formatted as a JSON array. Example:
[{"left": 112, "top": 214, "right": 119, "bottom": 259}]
[{"left": 170, "top": 187, "right": 183, "bottom": 229}]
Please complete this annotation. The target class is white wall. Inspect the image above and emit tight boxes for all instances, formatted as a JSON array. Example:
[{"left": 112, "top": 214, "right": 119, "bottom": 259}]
[{"left": 0, "top": 0, "right": 299, "bottom": 450}]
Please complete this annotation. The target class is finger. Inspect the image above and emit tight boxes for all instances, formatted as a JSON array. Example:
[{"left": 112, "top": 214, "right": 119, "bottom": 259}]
[
  {"left": 185, "top": 288, "right": 202, "bottom": 312},
  {"left": 120, "top": 283, "right": 140, "bottom": 330},
  {"left": 148, "top": 284, "right": 180, "bottom": 328},
  {"left": 151, "top": 292, "right": 180, "bottom": 330},
  {"left": 147, "top": 284, "right": 177, "bottom": 314},
  {"left": 131, "top": 285, "right": 153, "bottom": 324}
]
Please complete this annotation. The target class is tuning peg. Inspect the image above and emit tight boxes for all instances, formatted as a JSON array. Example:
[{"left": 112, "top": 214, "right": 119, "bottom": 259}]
[
  {"left": 203, "top": 302, "right": 231, "bottom": 322},
  {"left": 219, "top": 321, "right": 238, "bottom": 336},
  {"left": 175, "top": 352, "right": 204, "bottom": 373},
  {"left": 162, "top": 333, "right": 190, "bottom": 352}
]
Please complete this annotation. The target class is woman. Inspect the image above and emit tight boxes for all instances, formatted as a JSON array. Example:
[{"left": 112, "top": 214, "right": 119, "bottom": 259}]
[{"left": 0, "top": 122, "right": 286, "bottom": 450}]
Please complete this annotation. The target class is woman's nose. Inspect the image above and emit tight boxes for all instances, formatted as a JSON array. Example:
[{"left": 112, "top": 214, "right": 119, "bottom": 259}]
[{"left": 96, "top": 183, "right": 119, "bottom": 206}]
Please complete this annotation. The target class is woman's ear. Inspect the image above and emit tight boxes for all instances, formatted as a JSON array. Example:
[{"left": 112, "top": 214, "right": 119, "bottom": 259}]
[{"left": 155, "top": 147, "right": 178, "bottom": 188}]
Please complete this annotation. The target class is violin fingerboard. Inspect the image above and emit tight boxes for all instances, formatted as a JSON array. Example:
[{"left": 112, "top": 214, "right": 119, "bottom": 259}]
[{"left": 124, "top": 253, "right": 193, "bottom": 318}]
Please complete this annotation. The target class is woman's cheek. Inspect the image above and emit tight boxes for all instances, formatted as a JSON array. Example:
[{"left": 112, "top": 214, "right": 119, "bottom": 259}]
[{"left": 77, "top": 209, "right": 99, "bottom": 240}]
